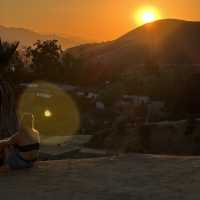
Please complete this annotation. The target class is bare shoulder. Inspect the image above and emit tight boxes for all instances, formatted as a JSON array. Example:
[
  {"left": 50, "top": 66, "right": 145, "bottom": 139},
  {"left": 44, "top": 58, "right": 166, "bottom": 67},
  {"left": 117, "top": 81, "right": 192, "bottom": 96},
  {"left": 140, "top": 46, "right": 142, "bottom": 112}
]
[
  {"left": 33, "top": 129, "right": 39, "bottom": 134},
  {"left": 32, "top": 129, "right": 40, "bottom": 142}
]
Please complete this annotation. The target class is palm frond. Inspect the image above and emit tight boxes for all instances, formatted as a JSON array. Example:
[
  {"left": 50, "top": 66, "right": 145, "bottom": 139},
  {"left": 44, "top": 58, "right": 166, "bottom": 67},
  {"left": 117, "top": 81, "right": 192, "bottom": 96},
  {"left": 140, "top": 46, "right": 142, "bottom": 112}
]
[{"left": 0, "top": 39, "right": 19, "bottom": 65}]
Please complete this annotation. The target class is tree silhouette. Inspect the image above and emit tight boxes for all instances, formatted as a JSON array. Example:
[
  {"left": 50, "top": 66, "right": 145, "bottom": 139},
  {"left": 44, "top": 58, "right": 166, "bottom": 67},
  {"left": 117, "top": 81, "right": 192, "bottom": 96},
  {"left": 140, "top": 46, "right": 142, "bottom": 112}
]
[
  {"left": 0, "top": 39, "right": 19, "bottom": 138},
  {"left": 0, "top": 40, "right": 19, "bottom": 73},
  {"left": 27, "top": 40, "right": 62, "bottom": 81}
]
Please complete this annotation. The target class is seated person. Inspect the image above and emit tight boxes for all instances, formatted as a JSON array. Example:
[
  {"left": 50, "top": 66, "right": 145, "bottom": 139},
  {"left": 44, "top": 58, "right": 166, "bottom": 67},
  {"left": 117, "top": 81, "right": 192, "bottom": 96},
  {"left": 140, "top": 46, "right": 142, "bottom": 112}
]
[{"left": 0, "top": 113, "right": 40, "bottom": 171}]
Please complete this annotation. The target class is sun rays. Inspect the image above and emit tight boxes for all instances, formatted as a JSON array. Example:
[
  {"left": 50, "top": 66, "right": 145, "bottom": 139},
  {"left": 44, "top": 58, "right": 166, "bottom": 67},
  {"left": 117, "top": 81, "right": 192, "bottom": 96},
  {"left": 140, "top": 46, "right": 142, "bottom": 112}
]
[{"left": 134, "top": 6, "right": 161, "bottom": 26}]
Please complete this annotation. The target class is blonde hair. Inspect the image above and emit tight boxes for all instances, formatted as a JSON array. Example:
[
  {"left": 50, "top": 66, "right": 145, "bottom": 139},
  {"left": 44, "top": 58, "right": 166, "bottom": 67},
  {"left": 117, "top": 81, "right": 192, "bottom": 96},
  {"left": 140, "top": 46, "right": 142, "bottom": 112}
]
[{"left": 20, "top": 113, "right": 35, "bottom": 131}]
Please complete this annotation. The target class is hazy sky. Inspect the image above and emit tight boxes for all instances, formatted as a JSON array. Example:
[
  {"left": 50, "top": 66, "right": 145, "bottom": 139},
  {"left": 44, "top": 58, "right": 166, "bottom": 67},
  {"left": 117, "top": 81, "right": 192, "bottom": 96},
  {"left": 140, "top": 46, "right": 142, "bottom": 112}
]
[{"left": 1, "top": 0, "right": 200, "bottom": 41}]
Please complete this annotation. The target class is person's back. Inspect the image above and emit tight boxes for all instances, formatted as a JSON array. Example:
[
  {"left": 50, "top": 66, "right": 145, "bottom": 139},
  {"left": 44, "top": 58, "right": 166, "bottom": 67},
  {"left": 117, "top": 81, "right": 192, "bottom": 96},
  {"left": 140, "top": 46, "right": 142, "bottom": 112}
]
[
  {"left": 4, "top": 113, "right": 40, "bottom": 170},
  {"left": 15, "top": 127, "right": 40, "bottom": 162}
]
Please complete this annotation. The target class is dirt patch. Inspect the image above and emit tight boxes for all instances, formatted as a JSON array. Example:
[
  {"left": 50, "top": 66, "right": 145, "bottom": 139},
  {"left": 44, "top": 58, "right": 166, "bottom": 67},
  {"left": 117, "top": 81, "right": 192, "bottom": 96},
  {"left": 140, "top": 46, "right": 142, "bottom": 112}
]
[{"left": 1, "top": 154, "right": 200, "bottom": 200}]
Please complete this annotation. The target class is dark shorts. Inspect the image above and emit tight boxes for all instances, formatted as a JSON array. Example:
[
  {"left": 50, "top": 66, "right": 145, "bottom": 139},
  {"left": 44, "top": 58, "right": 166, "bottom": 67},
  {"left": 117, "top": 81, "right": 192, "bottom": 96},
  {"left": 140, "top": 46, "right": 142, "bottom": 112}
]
[{"left": 5, "top": 150, "right": 34, "bottom": 170}]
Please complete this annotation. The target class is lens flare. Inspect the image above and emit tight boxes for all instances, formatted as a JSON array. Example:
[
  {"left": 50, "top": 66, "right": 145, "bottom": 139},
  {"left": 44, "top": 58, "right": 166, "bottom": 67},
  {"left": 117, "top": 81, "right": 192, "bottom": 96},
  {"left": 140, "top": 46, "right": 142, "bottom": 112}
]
[
  {"left": 18, "top": 81, "right": 80, "bottom": 137},
  {"left": 44, "top": 109, "right": 52, "bottom": 117}
]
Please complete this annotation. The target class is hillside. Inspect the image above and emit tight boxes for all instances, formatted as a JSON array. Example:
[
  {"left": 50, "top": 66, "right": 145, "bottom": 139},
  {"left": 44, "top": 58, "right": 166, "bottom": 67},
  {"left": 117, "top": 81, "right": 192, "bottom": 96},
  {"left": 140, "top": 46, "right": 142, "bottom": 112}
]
[
  {"left": 67, "top": 19, "right": 200, "bottom": 75},
  {"left": 0, "top": 25, "right": 86, "bottom": 48}
]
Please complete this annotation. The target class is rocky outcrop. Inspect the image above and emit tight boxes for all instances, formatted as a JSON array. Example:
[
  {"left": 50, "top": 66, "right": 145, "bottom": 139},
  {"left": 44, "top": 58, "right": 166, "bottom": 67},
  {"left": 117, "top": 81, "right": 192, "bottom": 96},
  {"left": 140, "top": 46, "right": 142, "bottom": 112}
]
[{"left": 87, "top": 119, "right": 200, "bottom": 155}]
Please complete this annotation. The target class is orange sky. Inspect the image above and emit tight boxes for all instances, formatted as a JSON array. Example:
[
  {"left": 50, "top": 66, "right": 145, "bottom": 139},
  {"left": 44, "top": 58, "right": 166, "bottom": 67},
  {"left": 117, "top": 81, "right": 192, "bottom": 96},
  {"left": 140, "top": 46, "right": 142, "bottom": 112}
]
[{"left": 1, "top": 0, "right": 200, "bottom": 41}]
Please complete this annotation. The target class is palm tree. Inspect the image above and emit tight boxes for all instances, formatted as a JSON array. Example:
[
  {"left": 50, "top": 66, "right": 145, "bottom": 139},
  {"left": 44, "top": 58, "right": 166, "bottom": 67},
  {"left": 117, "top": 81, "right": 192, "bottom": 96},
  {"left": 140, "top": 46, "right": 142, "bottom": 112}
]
[
  {"left": 0, "top": 40, "right": 19, "bottom": 67},
  {"left": 0, "top": 39, "right": 19, "bottom": 139}
]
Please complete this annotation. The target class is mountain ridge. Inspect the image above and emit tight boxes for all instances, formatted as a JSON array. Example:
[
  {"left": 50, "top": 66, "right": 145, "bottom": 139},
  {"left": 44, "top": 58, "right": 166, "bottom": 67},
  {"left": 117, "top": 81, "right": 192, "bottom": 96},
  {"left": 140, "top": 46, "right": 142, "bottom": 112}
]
[
  {"left": 0, "top": 25, "right": 87, "bottom": 49},
  {"left": 67, "top": 19, "right": 200, "bottom": 65}
]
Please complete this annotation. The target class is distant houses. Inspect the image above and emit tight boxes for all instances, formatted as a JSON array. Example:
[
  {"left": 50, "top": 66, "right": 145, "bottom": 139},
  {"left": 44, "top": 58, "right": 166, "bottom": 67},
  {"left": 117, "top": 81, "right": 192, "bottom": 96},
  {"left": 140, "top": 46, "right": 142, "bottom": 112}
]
[
  {"left": 120, "top": 95, "right": 166, "bottom": 122},
  {"left": 19, "top": 82, "right": 166, "bottom": 122},
  {"left": 122, "top": 95, "right": 150, "bottom": 104}
]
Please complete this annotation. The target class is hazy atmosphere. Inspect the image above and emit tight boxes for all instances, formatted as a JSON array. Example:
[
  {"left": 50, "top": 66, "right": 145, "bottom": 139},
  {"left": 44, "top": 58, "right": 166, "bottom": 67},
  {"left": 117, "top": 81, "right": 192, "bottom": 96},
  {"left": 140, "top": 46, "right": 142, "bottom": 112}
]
[
  {"left": 1, "top": 1, "right": 200, "bottom": 199},
  {"left": 1, "top": 0, "right": 200, "bottom": 41}
]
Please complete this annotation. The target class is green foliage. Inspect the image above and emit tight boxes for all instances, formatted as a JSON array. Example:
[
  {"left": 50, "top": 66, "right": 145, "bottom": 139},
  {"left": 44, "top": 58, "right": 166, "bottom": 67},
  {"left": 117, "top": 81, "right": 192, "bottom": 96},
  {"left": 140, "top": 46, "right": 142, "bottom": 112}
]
[
  {"left": 26, "top": 40, "right": 62, "bottom": 80},
  {"left": 7, "top": 51, "right": 32, "bottom": 83},
  {"left": 24, "top": 40, "right": 84, "bottom": 83},
  {"left": 0, "top": 39, "right": 19, "bottom": 75},
  {"left": 61, "top": 52, "right": 84, "bottom": 84}
]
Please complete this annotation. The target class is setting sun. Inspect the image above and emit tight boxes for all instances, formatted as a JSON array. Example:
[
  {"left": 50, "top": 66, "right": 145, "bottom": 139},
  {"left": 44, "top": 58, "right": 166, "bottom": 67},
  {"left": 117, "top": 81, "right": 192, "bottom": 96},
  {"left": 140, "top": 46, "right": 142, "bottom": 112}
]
[
  {"left": 134, "top": 6, "right": 161, "bottom": 26},
  {"left": 142, "top": 12, "right": 156, "bottom": 23}
]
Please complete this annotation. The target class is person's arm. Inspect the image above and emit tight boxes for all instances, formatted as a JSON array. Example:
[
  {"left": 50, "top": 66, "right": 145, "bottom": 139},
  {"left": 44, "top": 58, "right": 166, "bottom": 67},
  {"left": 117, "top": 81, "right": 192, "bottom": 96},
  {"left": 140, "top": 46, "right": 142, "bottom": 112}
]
[
  {"left": 7, "top": 132, "right": 20, "bottom": 146},
  {"left": 0, "top": 139, "right": 10, "bottom": 150}
]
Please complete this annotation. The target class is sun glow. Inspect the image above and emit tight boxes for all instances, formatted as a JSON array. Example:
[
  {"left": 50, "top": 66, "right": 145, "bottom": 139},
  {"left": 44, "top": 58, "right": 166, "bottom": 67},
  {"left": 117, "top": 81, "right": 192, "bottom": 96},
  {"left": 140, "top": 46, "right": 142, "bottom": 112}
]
[
  {"left": 44, "top": 109, "right": 52, "bottom": 117},
  {"left": 134, "top": 6, "right": 161, "bottom": 26}
]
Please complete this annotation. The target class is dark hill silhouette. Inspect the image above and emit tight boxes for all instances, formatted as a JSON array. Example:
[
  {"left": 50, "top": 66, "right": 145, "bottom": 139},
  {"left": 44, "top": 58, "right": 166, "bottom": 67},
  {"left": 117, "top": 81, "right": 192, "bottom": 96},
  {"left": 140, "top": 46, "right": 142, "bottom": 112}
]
[
  {"left": 0, "top": 25, "right": 86, "bottom": 48},
  {"left": 67, "top": 19, "right": 200, "bottom": 73}
]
